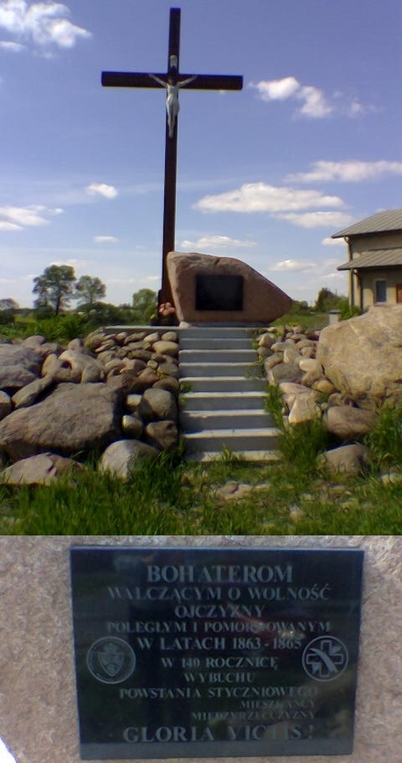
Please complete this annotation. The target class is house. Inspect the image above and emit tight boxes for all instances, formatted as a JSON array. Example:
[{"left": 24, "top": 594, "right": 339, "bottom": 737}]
[{"left": 332, "top": 209, "right": 402, "bottom": 310}]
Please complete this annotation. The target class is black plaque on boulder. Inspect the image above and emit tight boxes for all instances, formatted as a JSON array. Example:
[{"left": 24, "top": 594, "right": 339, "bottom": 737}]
[
  {"left": 195, "top": 274, "right": 243, "bottom": 310},
  {"left": 70, "top": 547, "right": 364, "bottom": 759}
]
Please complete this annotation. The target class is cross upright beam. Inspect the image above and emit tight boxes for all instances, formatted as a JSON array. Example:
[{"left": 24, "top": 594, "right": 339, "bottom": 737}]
[{"left": 102, "top": 7, "right": 243, "bottom": 309}]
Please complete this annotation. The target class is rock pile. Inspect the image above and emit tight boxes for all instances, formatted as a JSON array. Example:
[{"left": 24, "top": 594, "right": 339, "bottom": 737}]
[
  {"left": 1, "top": 304, "right": 400, "bottom": 484},
  {"left": 258, "top": 304, "right": 402, "bottom": 474},
  {"left": 0, "top": 328, "right": 180, "bottom": 484}
]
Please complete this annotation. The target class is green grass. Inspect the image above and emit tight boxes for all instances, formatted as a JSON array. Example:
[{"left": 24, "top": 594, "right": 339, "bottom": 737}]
[
  {"left": 1, "top": 445, "right": 401, "bottom": 535},
  {"left": 1, "top": 395, "right": 402, "bottom": 535},
  {"left": 364, "top": 404, "right": 402, "bottom": 471},
  {"left": 270, "top": 310, "right": 328, "bottom": 331}
]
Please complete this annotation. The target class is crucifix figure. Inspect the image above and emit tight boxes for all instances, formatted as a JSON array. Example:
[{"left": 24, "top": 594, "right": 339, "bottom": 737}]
[
  {"left": 102, "top": 7, "right": 243, "bottom": 308},
  {"left": 149, "top": 72, "right": 197, "bottom": 138}
]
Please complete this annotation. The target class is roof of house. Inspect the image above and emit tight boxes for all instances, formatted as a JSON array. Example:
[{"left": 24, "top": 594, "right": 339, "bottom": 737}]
[
  {"left": 332, "top": 209, "right": 402, "bottom": 238},
  {"left": 337, "top": 248, "right": 402, "bottom": 270}
]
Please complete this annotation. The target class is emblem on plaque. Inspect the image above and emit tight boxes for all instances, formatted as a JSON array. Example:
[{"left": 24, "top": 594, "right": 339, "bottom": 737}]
[
  {"left": 302, "top": 636, "right": 349, "bottom": 682},
  {"left": 86, "top": 637, "right": 136, "bottom": 684}
]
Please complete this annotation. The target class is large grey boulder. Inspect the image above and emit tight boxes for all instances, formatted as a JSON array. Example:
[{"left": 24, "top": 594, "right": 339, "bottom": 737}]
[
  {"left": 324, "top": 406, "right": 378, "bottom": 440},
  {"left": 317, "top": 305, "right": 402, "bottom": 407},
  {"left": 42, "top": 349, "right": 105, "bottom": 383},
  {"left": 139, "top": 388, "right": 178, "bottom": 422},
  {"left": 99, "top": 439, "right": 158, "bottom": 480},
  {"left": 0, "top": 345, "right": 42, "bottom": 389},
  {"left": 266, "top": 360, "right": 303, "bottom": 385},
  {"left": 1, "top": 452, "right": 84, "bottom": 485},
  {"left": 152, "top": 340, "right": 178, "bottom": 357},
  {"left": 11, "top": 375, "right": 54, "bottom": 409},
  {"left": 288, "top": 391, "right": 319, "bottom": 425},
  {"left": 167, "top": 251, "right": 292, "bottom": 324},
  {"left": 145, "top": 420, "right": 179, "bottom": 450},
  {"left": 318, "top": 444, "right": 370, "bottom": 475},
  {"left": 0, "top": 383, "right": 123, "bottom": 461}
]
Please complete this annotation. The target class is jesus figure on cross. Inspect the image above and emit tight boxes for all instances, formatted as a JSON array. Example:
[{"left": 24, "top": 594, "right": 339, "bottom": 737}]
[{"left": 149, "top": 72, "right": 197, "bottom": 138}]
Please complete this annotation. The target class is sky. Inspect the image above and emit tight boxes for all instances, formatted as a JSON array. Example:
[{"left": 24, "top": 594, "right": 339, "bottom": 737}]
[
  {"left": 1, "top": 0, "right": 402, "bottom": 308},
  {"left": 0, "top": 738, "right": 16, "bottom": 763}
]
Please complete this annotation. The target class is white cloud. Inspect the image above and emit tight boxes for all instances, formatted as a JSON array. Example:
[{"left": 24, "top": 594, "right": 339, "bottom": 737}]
[
  {"left": 195, "top": 183, "right": 345, "bottom": 214},
  {"left": 86, "top": 183, "right": 118, "bottom": 199},
  {"left": 249, "top": 77, "right": 332, "bottom": 118},
  {"left": 0, "top": 203, "right": 64, "bottom": 230},
  {"left": 249, "top": 76, "right": 369, "bottom": 119},
  {"left": 286, "top": 159, "right": 402, "bottom": 183},
  {"left": 275, "top": 211, "right": 354, "bottom": 228},
  {"left": 269, "top": 259, "right": 317, "bottom": 272},
  {"left": 0, "top": 220, "right": 22, "bottom": 230},
  {"left": 348, "top": 100, "right": 364, "bottom": 116},
  {"left": 0, "top": 204, "right": 47, "bottom": 227},
  {"left": 94, "top": 235, "right": 119, "bottom": 244},
  {"left": 262, "top": 254, "right": 349, "bottom": 304},
  {"left": 0, "top": 1, "right": 91, "bottom": 51},
  {"left": 322, "top": 236, "right": 347, "bottom": 246},
  {"left": 297, "top": 85, "right": 332, "bottom": 118},
  {"left": 180, "top": 235, "right": 257, "bottom": 250},
  {"left": 251, "top": 76, "right": 300, "bottom": 101},
  {"left": 0, "top": 39, "right": 25, "bottom": 50}
]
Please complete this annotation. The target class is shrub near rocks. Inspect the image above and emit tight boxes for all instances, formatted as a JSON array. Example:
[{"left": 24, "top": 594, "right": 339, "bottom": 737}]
[{"left": 0, "top": 328, "right": 181, "bottom": 485}]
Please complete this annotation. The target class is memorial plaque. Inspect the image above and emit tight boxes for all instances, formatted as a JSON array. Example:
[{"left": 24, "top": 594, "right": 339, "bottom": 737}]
[
  {"left": 70, "top": 547, "right": 364, "bottom": 759},
  {"left": 195, "top": 274, "right": 243, "bottom": 310}
]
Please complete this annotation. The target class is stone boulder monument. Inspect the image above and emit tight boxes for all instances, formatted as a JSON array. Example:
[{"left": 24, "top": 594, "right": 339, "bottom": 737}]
[{"left": 167, "top": 251, "right": 292, "bottom": 324}]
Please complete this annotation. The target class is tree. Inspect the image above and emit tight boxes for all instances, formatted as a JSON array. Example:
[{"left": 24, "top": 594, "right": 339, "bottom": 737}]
[
  {"left": 314, "top": 288, "right": 346, "bottom": 313},
  {"left": 75, "top": 275, "right": 106, "bottom": 308},
  {"left": 132, "top": 289, "right": 158, "bottom": 324},
  {"left": 33, "top": 265, "right": 76, "bottom": 316},
  {"left": 0, "top": 297, "right": 18, "bottom": 325},
  {"left": 0, "top": 298, "right": 19, "bottom": 311}
]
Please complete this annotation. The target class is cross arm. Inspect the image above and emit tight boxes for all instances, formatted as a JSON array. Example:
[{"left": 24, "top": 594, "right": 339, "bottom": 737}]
[
  {"left": 101, "top": 71, "right": 243, "bottom": 91},
  {"left": 178, "top": 74, "right": 243, "bottom": 90},
  {"left": 101, "top": 71, "right": 168, "bottom": 88}
]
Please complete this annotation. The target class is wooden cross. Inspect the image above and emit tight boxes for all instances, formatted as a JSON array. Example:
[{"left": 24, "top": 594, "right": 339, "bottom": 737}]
[{"left": 102, "top": 7, "right": 243, "bottom": 308}]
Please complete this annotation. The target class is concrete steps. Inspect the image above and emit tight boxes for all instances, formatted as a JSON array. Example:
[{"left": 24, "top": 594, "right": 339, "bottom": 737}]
[{"left": 178, "top": 326, "right": 279, "bottom": 462}]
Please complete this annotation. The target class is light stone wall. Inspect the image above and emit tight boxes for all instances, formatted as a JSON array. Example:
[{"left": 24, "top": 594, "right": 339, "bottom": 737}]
[{"left": 0, "top": 535, "right": 401, "bottom": 763}]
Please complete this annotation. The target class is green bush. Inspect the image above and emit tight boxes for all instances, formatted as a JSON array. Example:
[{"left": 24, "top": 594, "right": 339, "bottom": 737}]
[
  {"left": 28, "top": 313, "right": 88, "bottom": 342},
  {"left": 82, "top": 302, "right": 133, "bottom": 327},
  {"left": 0, "top": 309, "right": 14, "bottom": 325},
  {"left": 314, "top": 288, "right": 347, "bottom": 313}
]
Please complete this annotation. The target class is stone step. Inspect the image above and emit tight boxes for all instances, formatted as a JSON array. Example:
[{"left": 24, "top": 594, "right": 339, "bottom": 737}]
[
  {"left": 178, "top": 326, "right": 256, "bottom": 339},
  {"left": 180, "top": 409, "right": 274, "bottom": 432},
  {"left": 182, "top": 427, "right": 280, "bottom": 454},
  {"left": 179, "top": 347, "right": 256, "bottom": 361},
  {"left": 185, "top": 449, "right": 280, "bottom": 463},
  {"left": 177, "top": 325, "right": 277, "bottom": 462},
  {"left": 179, "top": 362, "right": 259, "bottom": 378},
  {"left": 181, "top": 391, "right": 267, "bottom": 411},
  {"left": 179, "top": 337, "right": 253, "bottom": 350},
  {"left": 180, "top": 376, "right": 266, "bottom": 393}
]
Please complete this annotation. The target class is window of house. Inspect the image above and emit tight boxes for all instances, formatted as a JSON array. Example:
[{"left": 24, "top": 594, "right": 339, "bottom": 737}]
[{"left": 375, "top": 280, "right": 387, "bottom": 303}]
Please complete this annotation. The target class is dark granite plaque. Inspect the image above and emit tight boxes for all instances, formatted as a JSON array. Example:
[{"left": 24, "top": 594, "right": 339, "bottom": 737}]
[
  {"left": 195, "top": 274, "right": 243, "bottom": 311},
  {"left": 70, "top": 547, "right": 364, "bottom": 759}
]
